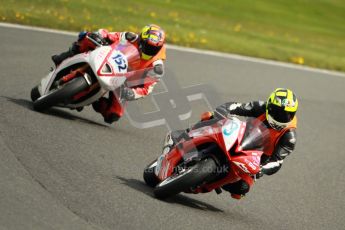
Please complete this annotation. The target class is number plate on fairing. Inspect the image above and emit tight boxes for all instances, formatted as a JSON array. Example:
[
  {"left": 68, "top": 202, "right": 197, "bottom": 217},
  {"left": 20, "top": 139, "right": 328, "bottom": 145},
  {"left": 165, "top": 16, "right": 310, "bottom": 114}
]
[
  {"left": 109, "top": 51, "right": 128, "bottom": 73},
  {"left": 221, "top": 118, "right": 241, "bottom": 151}
]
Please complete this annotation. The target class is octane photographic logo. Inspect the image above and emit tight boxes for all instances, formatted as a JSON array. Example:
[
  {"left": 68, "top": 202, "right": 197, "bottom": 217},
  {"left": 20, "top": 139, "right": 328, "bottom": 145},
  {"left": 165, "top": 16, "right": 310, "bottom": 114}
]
[{"left": 124, "top": 68, "right": 221, "bottom": 131}]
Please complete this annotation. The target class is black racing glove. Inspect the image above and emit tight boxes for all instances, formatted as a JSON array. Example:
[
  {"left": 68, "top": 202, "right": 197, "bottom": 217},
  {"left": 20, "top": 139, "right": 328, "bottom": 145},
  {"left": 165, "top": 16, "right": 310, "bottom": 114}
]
[
  {"left": 121, "top": 87, "right": 135, "bottom": 101},
  {"left": 87, "top": 32, "right": 108, "bottom": 46},
  {"left": 153, "top": 64, "right": 164, "bottom": 75},
  {"left": 125, "top": 32, "right": 138, "bottom": 42}
]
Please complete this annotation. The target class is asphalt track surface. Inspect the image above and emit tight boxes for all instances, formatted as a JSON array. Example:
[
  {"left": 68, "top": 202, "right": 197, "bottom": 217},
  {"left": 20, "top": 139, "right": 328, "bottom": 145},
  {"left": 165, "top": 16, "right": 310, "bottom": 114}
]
[{"left": 1, "top": 24, "right": 345, "bottom": 230}]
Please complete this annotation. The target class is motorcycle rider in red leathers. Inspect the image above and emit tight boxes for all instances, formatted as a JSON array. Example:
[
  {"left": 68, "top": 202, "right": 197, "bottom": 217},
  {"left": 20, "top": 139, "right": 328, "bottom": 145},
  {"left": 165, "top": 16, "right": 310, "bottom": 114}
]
[
  {"left": 52, "top": 24, "right": 166, "bottom": 123},
  {"left": 162, "top": 88, "right": 298, "bottom": 199}
]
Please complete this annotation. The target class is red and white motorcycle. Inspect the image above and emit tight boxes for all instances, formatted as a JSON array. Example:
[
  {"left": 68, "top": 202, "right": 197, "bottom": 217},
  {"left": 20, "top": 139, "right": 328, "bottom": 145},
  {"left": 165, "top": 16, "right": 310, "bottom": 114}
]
[
  {"left": 143, "top": 115, "right": 269, "bottom": 199},
  {"left": 31, "top": 37, "right": 150, "bottom": 111}
]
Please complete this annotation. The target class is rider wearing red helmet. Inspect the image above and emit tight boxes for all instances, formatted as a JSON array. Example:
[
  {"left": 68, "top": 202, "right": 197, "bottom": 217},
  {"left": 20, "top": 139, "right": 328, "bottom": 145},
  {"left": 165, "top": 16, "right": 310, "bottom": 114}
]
[{"left": 52, "top": 24, "right": 166, "bottom": 123}]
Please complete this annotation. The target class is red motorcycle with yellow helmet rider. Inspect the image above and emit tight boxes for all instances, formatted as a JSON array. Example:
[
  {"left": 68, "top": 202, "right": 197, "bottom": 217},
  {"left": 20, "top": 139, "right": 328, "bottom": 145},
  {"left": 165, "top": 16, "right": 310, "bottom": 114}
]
[{"left": 143, "top": 114, "right": 270, "bottom": 199}]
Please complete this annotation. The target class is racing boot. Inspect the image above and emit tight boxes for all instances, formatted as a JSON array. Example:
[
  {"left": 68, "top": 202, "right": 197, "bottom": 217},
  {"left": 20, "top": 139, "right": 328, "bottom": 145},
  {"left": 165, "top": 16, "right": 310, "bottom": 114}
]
[
  {"left": 103, "top": 113, "right": 120, "bottom": 124},
  {"left": 51, "top": 42, "right": 79, "bottom": 66},
  {"left": 92, "top": 97, "right": 121, "bottom": 124},
  {"left": 222, "top": 180, "right": 249, "bottom": 200}
]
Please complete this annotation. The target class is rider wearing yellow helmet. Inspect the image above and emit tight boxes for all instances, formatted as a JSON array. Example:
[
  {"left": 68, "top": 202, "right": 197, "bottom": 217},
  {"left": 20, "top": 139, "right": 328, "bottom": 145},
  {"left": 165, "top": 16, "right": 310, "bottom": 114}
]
[
  {"left": 162, "top": 88, "right": 298, "bottom": 199},
  {"left": 216, "top": 88, "right": 298, "bottom": 198},
  {"left": 266, "top": 88, "right": 298, "bottom": 130}
]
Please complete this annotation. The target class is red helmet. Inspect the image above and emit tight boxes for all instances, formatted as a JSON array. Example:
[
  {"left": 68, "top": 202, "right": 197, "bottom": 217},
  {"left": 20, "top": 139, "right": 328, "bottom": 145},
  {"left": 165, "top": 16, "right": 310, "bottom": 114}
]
[{"left": 139, "top": 24, "right": 165, "bottom": 60}]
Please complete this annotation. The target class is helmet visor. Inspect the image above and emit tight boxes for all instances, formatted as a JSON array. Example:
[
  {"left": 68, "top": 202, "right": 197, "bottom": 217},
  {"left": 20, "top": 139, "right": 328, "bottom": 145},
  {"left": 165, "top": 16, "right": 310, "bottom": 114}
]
[
  {"left": 267, "top": 103, "right": 295, "bottom": 123},
  {"left": 140, "top": 41, "right": 162, "bottom": 56}
]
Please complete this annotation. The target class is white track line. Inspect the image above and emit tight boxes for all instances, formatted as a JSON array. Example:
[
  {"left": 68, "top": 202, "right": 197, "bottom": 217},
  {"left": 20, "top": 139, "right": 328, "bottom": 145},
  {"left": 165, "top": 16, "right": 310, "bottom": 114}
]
[{"left": 1, "top": 22, "right": 344, "bottom": 78}]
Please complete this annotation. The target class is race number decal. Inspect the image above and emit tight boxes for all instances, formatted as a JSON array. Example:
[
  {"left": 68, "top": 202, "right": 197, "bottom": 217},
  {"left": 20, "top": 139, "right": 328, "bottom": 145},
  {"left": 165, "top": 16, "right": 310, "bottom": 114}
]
[
  {"left": 111, "top": 53, "right": 127, "bottom": 72},
  {"left": 223, "top": 122, "right": 239, "bottom": 136},
  {"left": 222, "top": 119, "right": 241, "bottom": 151}
]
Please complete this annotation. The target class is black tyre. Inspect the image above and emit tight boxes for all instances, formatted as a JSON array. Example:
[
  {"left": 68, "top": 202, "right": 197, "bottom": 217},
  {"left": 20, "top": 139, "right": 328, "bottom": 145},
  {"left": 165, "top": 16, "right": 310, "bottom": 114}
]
[
  {"left": 153, "top": 158, "right": 217, "bottom": 199},
  {"left": 33, "top": 77, "right": 89, "bottom": 111},
  {"left": 143, "top": 160, "right": 160, "bottom": 187},
  {"left": 30, "top": 86, "right": 40, "bottom": 102}
]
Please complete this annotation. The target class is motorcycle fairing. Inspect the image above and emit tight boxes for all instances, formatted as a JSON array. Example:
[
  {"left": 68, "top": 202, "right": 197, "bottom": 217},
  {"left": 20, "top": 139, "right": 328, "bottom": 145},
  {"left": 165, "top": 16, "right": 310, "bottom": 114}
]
[
  {"left": 39, "top": 53, "right": 91, "bottom": 95},
  {"left": 155, "top": 117, "right": 265, "bottom": 193},
  {"left": 231, "top": 151, "right": 262, "bottom": 175},
  {"left": 220, "top": 118, "right": 242, "bottom": 151},
  {"left": 90, "top": 46, "right": 128, "bottom": 91}
]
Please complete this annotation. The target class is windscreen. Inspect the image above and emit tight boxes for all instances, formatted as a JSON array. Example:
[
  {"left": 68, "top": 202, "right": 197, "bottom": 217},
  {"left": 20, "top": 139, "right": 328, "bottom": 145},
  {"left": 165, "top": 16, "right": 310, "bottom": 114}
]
[
  {"left": 240, "top": 118, "right": 270, "bottom": 151},
  {"left": 111, "top": 42, "right": 155, "bottom": 86},
  {"left": 111, "top": 42, "right": 141, "bottom": 70}
]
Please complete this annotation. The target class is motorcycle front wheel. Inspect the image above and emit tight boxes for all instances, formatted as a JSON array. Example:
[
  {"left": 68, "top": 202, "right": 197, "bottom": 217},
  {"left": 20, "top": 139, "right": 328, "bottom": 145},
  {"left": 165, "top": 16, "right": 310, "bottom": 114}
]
[
  {"left": 153, "top": 158, "right": 217, "bottom": 199},
  {"left": 33, "top": 77, "right": 89, "bottom": 111},
  {"left": 143, "top": 160, "right": 160, "bottom": 187},
  {"left": 30, "top": 86, "right": 40, "bottom": 102}
]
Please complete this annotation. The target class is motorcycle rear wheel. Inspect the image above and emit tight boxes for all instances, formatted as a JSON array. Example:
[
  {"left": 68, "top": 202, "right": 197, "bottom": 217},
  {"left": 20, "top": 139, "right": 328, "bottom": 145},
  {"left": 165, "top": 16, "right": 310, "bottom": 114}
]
[
  {"left": 153, "top": 158, "right": 217, "bottom": 199},
  {"left": 33, "top": 77, "right": 89, "bottom": 111}
]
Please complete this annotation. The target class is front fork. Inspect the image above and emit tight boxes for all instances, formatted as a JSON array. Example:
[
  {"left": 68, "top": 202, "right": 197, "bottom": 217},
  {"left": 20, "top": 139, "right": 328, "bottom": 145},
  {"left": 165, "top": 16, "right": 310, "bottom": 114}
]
[{"left": 54, "top": 64, "right": 90, "bottom": 87}]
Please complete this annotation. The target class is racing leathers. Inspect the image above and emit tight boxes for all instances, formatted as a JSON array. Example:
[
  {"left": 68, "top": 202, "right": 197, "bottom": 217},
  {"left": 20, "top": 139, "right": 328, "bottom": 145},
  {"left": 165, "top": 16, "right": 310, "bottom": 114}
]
[
  {"left": 52, "top": 29, "right": 166, "bottom": 123},
  {"left": 215, "top": 101, "right": 297, "bottom": 198}
]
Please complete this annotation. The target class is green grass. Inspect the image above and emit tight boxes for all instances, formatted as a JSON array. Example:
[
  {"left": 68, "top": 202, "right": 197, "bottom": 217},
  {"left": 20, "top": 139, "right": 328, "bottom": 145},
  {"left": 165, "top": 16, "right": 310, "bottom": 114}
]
[{"left": 1, "top": 0, "right": 345, "bottom": 71}]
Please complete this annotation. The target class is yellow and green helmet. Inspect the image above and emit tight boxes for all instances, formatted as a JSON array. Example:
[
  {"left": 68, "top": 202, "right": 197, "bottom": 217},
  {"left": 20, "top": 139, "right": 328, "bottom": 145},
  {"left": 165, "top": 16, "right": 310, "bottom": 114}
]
[
  {"left": 139, "top": 24, "right": 165, "bottom": 60},
  {"left": 266, "top": 88, "right": 298, "bottom": 130}
]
